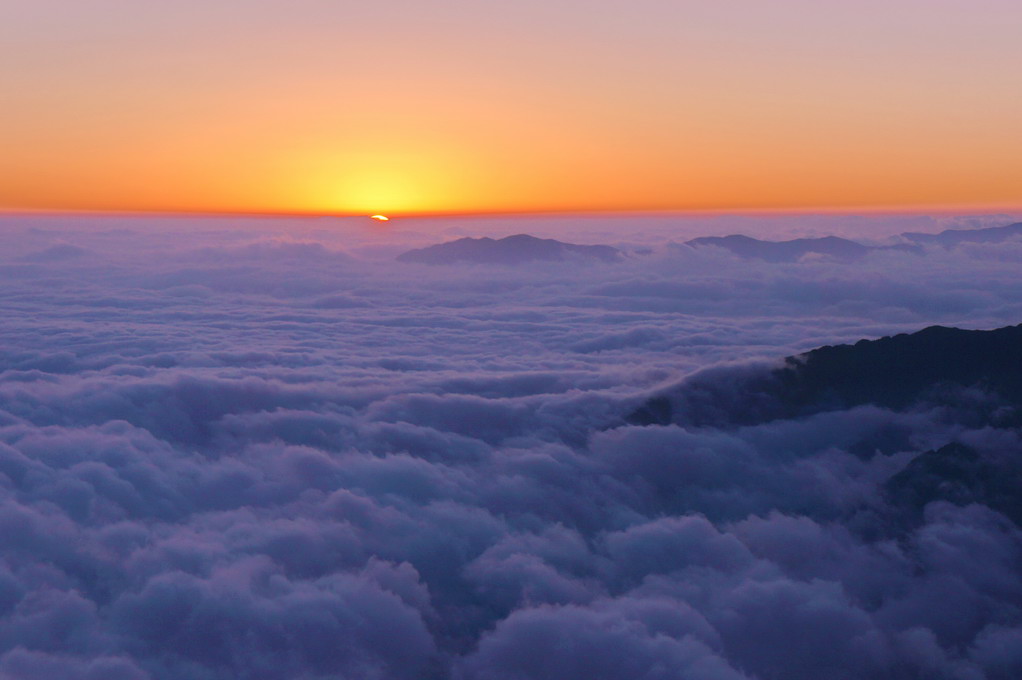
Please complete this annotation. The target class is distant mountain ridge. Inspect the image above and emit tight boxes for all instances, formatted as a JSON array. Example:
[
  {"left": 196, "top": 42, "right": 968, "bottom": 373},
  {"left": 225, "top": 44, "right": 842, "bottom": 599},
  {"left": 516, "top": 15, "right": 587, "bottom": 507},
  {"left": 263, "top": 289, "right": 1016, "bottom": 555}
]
[
  {"left": 397, "top": 220, "right": 1022, "bottom": 266},
  {"left": 684, "top": 221, "right": 1022, "bottom": 261},
  {"left": 683, "top": 234, "right": 917, "bottom": 262},
  {"left": 397, "top": 234, "right": 621, "bottom": 265},
  {"left": 902, "top": 221, "right": 1022, "bottom": 246}
]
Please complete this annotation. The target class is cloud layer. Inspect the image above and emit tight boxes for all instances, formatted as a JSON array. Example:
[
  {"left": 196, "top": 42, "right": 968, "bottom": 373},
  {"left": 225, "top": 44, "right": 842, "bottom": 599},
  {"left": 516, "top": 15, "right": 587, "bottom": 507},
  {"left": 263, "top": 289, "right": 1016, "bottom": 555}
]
[{"left": 1, "top": 216, "right": 1021, "bottom": 679}]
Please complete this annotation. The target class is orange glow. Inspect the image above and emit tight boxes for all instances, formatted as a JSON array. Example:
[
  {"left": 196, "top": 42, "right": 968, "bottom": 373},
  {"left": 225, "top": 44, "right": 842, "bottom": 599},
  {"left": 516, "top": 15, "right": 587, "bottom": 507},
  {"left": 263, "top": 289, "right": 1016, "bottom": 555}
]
[{"left": 1, "top": 2, "right": 1020, "bottom": 215}]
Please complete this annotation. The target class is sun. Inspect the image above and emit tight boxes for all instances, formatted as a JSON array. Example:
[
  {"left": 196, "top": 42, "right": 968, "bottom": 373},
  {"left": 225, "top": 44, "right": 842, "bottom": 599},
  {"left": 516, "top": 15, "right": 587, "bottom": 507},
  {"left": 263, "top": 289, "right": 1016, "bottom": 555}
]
[{"left": 291, "top": 145, "right": 482, "bottom": 215}]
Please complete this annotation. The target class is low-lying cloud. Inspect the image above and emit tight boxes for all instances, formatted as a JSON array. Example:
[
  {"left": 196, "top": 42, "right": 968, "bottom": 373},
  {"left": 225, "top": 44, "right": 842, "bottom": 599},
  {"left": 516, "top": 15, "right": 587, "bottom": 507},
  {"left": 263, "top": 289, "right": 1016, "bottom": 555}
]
[{"left": 0, "top": 215, "right": 1021, "bottom": 679}]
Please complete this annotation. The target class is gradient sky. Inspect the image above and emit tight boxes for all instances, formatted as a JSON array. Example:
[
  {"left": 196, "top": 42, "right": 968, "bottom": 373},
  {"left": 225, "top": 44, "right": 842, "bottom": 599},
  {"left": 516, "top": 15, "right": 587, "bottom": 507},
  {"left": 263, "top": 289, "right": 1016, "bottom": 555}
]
[{"left": 2, "top": 0, "right": 1021, "bottom": 215}]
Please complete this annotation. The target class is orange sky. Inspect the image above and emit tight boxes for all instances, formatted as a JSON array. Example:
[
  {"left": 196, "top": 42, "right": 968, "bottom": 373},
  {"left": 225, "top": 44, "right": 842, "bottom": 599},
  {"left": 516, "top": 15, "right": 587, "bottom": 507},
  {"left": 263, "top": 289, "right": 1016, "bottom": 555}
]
[{"left": 2, "top": 1, "right": 1021, "bottom": 216}]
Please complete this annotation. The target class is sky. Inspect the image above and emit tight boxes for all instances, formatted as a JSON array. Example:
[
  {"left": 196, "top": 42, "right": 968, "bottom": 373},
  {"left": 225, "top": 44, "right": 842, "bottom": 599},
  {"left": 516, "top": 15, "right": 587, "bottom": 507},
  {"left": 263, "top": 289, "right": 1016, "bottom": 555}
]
[{"left": 2, "top": 0, "right": 1022, "bottom": 216}]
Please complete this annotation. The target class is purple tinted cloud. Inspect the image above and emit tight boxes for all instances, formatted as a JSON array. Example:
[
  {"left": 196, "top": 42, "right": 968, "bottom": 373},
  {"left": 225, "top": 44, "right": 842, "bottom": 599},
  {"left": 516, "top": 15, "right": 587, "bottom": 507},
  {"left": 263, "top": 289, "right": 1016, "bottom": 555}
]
[{"left": 0, "top": 216, "right": 1021, "bottom": 678}]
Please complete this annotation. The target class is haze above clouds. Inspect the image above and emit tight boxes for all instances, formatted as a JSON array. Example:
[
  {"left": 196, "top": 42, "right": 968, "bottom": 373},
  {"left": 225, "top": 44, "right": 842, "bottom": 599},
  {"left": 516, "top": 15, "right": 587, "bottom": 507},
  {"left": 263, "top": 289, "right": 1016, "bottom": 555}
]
[{"left": 1, "top": 214, "right": 1021, "bottom": 679}]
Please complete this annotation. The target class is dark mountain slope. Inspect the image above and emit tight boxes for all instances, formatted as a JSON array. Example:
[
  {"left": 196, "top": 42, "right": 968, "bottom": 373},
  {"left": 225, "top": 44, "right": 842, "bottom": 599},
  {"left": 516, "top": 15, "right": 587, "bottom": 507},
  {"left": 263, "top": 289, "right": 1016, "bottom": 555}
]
[
  {"left": 630, "top": 324, "right": 1022, "bottom": 428},
  {"left": 884, "top": 442, "right": 1022, "bottom": 526}
]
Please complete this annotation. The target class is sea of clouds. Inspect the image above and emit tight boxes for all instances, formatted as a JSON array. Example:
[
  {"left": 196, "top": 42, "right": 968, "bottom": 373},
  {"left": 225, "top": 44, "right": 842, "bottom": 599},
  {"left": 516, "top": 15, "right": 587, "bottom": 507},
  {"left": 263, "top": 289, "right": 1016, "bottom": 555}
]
[{"left": 0, "top": 213, "right": 1021, "bottom": 679}]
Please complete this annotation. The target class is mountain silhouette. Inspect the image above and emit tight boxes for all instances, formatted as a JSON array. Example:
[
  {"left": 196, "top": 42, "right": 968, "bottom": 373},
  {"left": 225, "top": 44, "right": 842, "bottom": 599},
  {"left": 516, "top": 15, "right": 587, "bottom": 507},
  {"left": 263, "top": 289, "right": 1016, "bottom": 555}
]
[
  {"left": 902, "top": 221, "right": 1022, "bottom": 247},
  {"left": 684, "top": 234, "right": 917, "bottom": 262},
  {"left": 629, "top": 323, "right": 1022, "bottom": 428},
  {"left": 397, "top": 234, "right": 621, "bottom": 265},
  {"left": 884, "top": 442, "right": 1022, "bottom": 526}
]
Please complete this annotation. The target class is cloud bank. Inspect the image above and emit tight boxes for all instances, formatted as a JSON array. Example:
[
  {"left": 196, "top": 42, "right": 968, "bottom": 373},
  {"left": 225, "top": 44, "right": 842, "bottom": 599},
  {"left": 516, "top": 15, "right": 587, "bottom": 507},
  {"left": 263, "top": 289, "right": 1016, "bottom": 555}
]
[{"left": 0, "top": 216, "right": 1021, "bottom": 679}]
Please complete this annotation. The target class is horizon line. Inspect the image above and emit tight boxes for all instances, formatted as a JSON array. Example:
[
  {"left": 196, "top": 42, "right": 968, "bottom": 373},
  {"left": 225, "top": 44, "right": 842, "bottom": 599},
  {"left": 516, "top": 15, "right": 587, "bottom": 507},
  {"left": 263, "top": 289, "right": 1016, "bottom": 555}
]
[{"left": 2, "top": 203, "right": 1022, "bottom": 221}]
